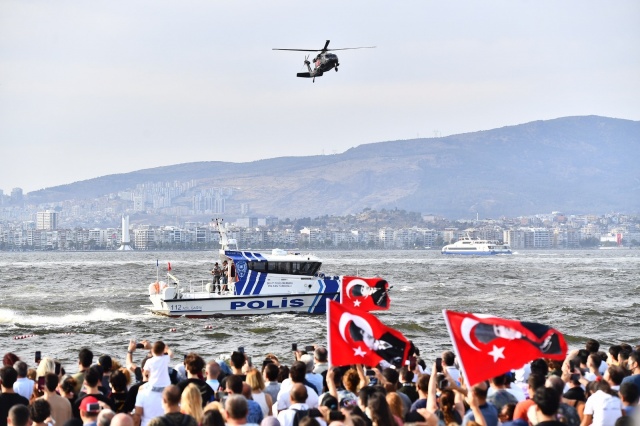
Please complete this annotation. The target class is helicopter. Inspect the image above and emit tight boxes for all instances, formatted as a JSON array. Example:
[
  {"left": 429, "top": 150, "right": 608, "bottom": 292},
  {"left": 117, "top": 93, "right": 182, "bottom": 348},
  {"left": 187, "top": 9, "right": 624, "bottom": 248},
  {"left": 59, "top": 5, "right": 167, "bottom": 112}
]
[{"left": 273, "top": 40, "right": 375, "bottom": 82}]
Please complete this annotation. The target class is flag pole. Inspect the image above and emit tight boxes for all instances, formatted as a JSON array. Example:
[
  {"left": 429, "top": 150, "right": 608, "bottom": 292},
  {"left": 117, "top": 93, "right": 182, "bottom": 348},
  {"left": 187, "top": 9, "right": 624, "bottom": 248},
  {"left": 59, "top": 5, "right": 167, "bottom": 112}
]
[
  {"left": 156, "top": 259, "right": 159, "bottom": 283},
  {"left": 326, "top": 298, "right": 332, "bottom": 369},
  {"left": 442, "top": 309, "right": 472, "bottom": 388}
]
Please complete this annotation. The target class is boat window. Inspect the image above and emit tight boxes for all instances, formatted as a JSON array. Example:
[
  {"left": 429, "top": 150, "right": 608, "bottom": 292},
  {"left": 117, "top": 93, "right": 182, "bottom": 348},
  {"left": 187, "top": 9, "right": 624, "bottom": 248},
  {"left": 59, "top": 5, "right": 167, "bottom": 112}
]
[{"left": 247, "top": 261, "right": 322, "bottom": 276}]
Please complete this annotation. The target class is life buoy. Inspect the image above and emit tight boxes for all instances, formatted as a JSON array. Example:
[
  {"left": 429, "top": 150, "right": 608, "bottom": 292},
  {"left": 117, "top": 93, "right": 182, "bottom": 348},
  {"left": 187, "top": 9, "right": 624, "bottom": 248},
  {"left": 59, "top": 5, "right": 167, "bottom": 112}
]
[{"left": 148, "top": 281, "right": 168, "bottom": 295}]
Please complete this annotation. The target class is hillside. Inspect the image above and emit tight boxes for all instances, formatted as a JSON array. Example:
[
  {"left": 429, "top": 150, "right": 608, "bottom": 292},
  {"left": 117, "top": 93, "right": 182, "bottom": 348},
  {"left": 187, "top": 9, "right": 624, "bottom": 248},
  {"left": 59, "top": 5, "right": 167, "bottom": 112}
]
[{"left": 26, "top": 115, "right": 640, "bottom": 219}]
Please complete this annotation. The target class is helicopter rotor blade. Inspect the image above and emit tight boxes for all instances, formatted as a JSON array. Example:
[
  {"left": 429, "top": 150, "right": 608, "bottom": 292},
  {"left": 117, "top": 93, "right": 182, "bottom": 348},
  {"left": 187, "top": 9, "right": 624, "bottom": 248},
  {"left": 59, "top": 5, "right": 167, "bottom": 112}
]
[
  {"left": 321, "top": 40, "right": 330, "bottom": 52},
  {"left": 326, "top": 46, "right": 376, "bottom": 51},
  {"left": 273, "top": 48, "right": 321, "bottom": 52}
]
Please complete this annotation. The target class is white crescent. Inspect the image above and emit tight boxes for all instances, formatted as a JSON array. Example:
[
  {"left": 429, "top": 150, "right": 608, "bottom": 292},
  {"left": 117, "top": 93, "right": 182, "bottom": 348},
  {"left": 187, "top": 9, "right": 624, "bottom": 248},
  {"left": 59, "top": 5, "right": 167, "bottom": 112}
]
[
  {"left": 345, "top": 278, "right": 368, "bottom": 300},
  {"left": 338, "top": 312, "right": 373, "bottom": 342},
  {"left": 461, "top": 317, "right": 481, "bottom": 351}
]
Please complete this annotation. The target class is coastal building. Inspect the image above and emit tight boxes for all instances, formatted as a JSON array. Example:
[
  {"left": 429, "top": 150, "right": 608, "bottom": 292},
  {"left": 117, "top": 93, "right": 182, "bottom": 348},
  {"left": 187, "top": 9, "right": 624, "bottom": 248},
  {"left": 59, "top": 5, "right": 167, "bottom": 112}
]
[{"left": 36, "top": 210, "right": 58, "bottom": 230}]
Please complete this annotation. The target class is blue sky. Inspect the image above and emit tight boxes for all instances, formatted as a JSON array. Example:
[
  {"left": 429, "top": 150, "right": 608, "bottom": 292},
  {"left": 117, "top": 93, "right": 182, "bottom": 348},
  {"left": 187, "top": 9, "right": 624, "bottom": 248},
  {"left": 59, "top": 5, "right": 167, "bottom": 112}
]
[{"left": 1, "top": 0, "right": 638, "bottom": 193}]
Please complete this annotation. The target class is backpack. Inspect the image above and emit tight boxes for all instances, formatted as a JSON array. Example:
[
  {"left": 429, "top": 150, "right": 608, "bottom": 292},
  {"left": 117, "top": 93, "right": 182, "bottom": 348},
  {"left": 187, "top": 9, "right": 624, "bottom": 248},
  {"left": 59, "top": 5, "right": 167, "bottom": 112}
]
[{"left": 292, "top": 408, "right": 322, "bottom": 426}]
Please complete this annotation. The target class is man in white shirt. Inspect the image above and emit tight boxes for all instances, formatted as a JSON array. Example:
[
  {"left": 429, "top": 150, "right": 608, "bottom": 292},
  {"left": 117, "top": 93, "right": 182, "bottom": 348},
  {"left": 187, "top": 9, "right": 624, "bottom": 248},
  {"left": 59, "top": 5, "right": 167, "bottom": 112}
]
[
  {"left": 582, "top": 382, "right": 623, "bottom": 426},
  {"left": 12, "top": 362, "right": 33, "bottom": 401},
  {"left": 277, "top": 384, "right": 326, "bottom": 426},
  {"left": 133, "top": 370, "right": 164, "bottom": 426},
  {"left": 274, "top": 362, "right": 318, "bottom": 413}
]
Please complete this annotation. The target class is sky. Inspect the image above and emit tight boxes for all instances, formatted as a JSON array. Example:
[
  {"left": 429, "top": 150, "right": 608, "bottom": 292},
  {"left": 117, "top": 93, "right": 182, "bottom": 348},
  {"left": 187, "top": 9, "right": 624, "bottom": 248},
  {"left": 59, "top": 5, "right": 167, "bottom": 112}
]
[{"left": 1, "top": 1, "right": 639, "bottom": 194}]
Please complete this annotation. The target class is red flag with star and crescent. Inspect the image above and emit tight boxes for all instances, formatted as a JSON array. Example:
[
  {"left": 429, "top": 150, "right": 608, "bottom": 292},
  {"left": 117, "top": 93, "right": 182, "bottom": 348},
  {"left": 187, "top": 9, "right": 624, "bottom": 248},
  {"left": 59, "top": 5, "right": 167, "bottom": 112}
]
[
  {"left": 327, "top": 299, "right": 409, "bottom": 367},
  {"left": 341, "top": 276, "right": 390, "bottom": 311},
  {"left": 443, "top": 310, "right": 568, "bottom": 386}
]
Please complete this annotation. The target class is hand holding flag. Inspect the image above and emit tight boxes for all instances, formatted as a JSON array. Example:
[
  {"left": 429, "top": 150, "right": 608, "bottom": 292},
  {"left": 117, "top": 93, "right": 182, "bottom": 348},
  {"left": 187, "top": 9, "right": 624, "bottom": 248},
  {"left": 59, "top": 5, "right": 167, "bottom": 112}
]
[{"left": 442, "top": 310, "right": 567, "bottom": 387}]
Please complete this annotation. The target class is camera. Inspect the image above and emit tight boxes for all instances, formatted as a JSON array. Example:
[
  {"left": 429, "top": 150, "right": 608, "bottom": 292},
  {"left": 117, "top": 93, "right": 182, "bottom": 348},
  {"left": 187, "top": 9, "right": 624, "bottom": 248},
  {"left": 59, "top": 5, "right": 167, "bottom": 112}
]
[
  {"left": 435, "top": 357, "right": 443, "bottom": 373},
  {"left": 437, "top": 373, "right": 448, "bottom": 390}
]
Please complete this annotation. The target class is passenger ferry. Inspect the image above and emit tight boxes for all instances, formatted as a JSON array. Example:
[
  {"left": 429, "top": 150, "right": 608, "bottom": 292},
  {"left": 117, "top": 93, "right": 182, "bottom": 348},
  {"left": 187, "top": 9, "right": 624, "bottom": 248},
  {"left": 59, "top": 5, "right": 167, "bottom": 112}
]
[
  {"left": 146, "top": 220, "right": 389, "bottom": 317},
  {"left": 441, "top": 235, "right": 512, "bottom": 255}
]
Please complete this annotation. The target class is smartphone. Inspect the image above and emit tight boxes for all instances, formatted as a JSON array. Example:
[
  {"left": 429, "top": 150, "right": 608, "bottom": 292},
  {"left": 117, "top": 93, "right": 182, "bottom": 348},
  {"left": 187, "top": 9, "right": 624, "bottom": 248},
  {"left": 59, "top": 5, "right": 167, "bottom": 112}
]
[
  {"left": 305, "top": 345, "right": 314, "bottom": 353},
  {"left": 38, "top": 376, "right": 45, "bottom": 391},
  {"left": 55, "top": 362, "right": 61, "bottom": 375},
  {"left": 86, "top": 403, "right": 101, "bottom": 412},
  {"left": 291, "top": 343, "right": 297, "bottom": 351},
  {"left": 435, "top": 357, "right": 443, "bottom": 373},
  {"left": 136, "top": 343, "right": 145, "bottom": 349},
  {"left": 569, "top": 360, "right": 575, "bottom": 371},
  {"left": 216, "top": 391, "right": 228, "bottom": 404},
  {"left": 238, "top": 347, "right": 244, "bottom": 353},
  {"left": 409, "top": 356, "right": 417, "bottom": 370},
  {"left": 35, "top": 351, "right": 42, "bottom": 364},
  {"left": 570, "top": 373, "right": 580, "bottom": 382}
]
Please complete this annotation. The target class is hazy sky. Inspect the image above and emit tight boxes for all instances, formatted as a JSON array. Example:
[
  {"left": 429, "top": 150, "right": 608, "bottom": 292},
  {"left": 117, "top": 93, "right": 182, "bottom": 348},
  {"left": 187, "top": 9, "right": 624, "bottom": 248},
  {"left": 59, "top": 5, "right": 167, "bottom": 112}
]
[{"left": 1, "top": 1, "right": 639, "bottom": 193}]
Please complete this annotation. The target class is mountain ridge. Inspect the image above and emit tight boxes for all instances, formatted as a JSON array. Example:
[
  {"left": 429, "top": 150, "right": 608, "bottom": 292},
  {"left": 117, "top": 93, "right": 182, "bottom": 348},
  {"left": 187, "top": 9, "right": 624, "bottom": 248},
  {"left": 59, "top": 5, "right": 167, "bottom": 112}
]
[{"left": 26, "top": 115, "right": 640, "bottom": 219}]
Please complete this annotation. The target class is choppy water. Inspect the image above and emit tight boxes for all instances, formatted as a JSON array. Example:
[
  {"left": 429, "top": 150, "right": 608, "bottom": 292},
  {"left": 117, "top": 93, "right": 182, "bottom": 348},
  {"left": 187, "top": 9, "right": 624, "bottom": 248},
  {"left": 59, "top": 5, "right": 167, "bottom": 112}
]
[{"left": 1, "top": 250, "right": 638, "bottom": 370}]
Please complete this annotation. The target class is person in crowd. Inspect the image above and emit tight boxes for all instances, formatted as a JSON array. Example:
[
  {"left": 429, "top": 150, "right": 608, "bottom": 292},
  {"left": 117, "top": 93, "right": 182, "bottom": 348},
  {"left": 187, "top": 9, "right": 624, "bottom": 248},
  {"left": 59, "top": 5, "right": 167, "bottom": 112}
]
[
  {"left": 177, "top": 353, "right": 214, "bottom": 406},
  {"left": 39, "top": 373, "right": 72, "bottom": 426},
  {"left": 110, "top": 413, "right": 133, "bottom": 426},
  {"left": 397, "top": 368, "right": 418, "bottom": 404},
  {"left": 363, "top": 390, "right": 398, "bottom": 426},
  {"left": 442, "top": 351, "right": 461, "bottom": 385},
  {"left": 618, "top": 382, "right": 638, "bottom": 417},
  {"left": 73, "top": 349, "right": 94, "bottom": 395},
  {"left": 621, "top": 351, "right": 640, "bottom": 389},
  {"left": 12, "top": 362, "right": 34, "bottom": 401},
  {"left": 277, "top": 384, "right": 325, "bottom": 426},
  {"left": 74, "top": 366, "right": 115, "bottom": 418},
  {"left": 147, "top": 385, "right": 198, "bottom": 426},
  {"left": 3, "top": 353, "right": 20, "bottom": 368},
  {"left": 488, "top": 373, "right": 519, "bottom": 413},
  {"left": 262, "top": 363, "right": 281, "bottom": 403},
  {"left": 133, "top": 369, "right": 164, "bottom": 426},
  {"left": 109, "top": 370, "right": 130, "bottom": 413},
  {"left": 299, "top": 354, "right": 322, "bottom": 396},
  {"left": 530, "top": 387, "right": 565, "bottom": 426},
  {"left": 380, "top": 368, "right": 410, "bottom": 418},
  {"left": 97, "top": 410, "right": 115, "bottom": 426},
  {"left": 78, "top": 397, "right": 101, "bottom": 426},
  {"left": 312, "top": 348, "right": 328, "bottom": 376},
  {"left": 224, "top": 375, "right": 263, "bottom": 424},
  {"left": 28, "top": 400, "right": 50, "bottom": 426},
  {"left": 275, "top": 362, "right": 319, "bottom": 413},
  {"left": 58, "top": 376, "right": 79, "bottom": 408},
  {"left": 513, "top": 373, "right": 545, "bottom": 422},
  {"left": 143, "top": 342, "right": 172, "bottom": 389},
  {"left": 385, "top": 392, "right": 404, "bottom": 426},
  {"left": 224, "top": 395, "right": 257, "bottom": 426},
  {"left": 544, "top": 376, "right": 580, "bottom": 426},
  {"left": 180, "top": 384, "right": 204, "bottom": 425},
  {"left": 246, "top": 369, "right": 273, "bottom": 417},
  {"left": 7, "top": 405, "right": 31, "bottom": 426},
  {"left": 582, "top": 380, "right": 624, "bottom": 426},
  {"left": 408, "top": 373, "right": 430, "bottom": 413},
  {"left": 1, "top": 367, "right": 30, "bottom": 426},
  {"left": 205, "top": 361, "right": 221, "bottom": 393},
  {"left": 200, "top": 409, "right": 225, "bottom": 426},
  {"left": 461, "top": 381, "right": 498, "bottom": 426},
  {"left": 98, "top": 356, "right": 114, "bottom": 392}
]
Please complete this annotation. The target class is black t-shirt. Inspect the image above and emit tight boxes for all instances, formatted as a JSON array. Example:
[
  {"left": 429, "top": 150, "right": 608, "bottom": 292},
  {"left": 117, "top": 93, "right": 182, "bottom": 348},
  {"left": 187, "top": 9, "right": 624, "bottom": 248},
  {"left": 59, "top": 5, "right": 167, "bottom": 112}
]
[
  {"left": 0, "top": 393, "right": 30, "bottom": 426},
  {"left": 177, "top": 378, "right": 215, "bottom": 406}
]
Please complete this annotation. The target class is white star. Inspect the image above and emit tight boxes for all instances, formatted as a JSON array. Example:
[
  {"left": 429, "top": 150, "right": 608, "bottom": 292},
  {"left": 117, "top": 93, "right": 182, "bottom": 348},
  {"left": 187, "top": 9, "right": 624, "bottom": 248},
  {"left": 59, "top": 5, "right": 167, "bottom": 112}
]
[
  {"left": 353, "top": 299, "right": 361, "bottom": 307},
  {"left": 353, "top": 346, "right": 367, "bottom": 357},
  {"left": 488, "top": 345, "right": 505, "bottom": 362}
]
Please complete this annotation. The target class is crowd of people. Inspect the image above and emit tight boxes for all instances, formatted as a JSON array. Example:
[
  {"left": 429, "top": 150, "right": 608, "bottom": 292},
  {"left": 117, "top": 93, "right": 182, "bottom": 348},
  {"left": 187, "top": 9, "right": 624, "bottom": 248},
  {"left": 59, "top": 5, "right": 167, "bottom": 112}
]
[{"left": 1, "top": 338, "right": 639, "bottom": 426}]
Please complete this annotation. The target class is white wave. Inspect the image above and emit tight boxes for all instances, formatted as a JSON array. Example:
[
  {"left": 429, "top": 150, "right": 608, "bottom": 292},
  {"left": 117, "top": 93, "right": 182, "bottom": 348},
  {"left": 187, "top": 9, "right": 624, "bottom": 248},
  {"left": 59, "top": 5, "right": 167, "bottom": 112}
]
[{"left": 0, "top": 308, "right": 148, "bottom": 326}]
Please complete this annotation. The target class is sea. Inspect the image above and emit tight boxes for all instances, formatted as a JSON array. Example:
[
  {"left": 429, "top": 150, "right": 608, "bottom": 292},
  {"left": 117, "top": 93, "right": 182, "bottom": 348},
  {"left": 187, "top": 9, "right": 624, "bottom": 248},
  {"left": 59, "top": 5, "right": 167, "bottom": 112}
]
[{"left": 1, "top": 249, "right": 638, "bottom": 370}]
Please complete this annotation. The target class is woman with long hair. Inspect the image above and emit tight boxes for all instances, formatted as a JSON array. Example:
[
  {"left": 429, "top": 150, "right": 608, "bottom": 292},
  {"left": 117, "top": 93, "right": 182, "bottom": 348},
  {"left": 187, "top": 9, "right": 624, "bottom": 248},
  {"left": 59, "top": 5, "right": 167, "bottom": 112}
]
[
  {"left": 365, "top": 391, "right": 398, "bottom": 426},
  {"left": 181, "top": 383, "right": 204, "bottom": 424},
  {"left": 245, "top": 369, "right": 272, "bottom": 417},
  {"left": 385, "top": 392, "right": 404, "bottom": 426},
  {"left": 437, "top": 389, "right": 462, "bottom": 424}
]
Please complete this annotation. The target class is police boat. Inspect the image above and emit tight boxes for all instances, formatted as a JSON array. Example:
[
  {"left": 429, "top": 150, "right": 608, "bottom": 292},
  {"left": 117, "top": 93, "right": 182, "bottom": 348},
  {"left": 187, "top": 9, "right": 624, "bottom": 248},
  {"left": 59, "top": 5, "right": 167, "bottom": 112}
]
[{"left": 146, "top": 221, "right": 389, "bottom": 317}]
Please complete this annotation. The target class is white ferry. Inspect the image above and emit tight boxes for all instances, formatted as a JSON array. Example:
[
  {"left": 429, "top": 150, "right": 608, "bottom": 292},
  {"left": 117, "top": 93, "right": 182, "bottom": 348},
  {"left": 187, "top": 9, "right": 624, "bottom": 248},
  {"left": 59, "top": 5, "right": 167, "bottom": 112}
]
[
  {"left": 441, "top": 235, "right": 512, "bottom": 255},
  {"left": 145, "top": 220, "right": 390, "bottom": 317}
]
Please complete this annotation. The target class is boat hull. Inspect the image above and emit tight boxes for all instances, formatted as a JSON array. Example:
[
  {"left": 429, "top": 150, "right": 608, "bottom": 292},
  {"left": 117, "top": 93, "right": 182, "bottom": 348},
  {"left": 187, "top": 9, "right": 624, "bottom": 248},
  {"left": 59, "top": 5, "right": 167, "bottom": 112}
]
[{"left": 146, "top": 291, "right": 340, "bottom": 317}]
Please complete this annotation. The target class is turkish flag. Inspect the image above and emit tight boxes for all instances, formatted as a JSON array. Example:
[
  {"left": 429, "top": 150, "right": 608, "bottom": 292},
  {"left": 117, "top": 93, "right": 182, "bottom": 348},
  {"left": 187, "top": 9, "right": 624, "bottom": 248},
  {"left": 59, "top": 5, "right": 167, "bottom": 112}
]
[
  {"left": 341, "top": 276, "right": 390, "bottom": 311},
  {"left": 442, "top": 310, "right": 568, "bottom": 387},
  {"left": 327, "top": 299, "right": 409, "bottom": 368}
]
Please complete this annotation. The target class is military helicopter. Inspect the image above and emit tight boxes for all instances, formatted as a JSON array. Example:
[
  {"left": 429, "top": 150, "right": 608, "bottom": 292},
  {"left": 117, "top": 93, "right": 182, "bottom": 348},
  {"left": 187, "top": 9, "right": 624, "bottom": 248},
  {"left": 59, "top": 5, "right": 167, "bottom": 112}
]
[{"left": 273, "top": 40, "right": 375, "bottom": 82}]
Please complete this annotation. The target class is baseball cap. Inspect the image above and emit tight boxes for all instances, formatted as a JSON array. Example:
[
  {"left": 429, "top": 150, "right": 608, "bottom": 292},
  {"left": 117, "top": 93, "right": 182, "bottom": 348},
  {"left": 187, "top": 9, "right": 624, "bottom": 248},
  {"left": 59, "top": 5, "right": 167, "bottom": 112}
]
[{"left": 79, "top": 396, "right": 101, "bottom": 414}]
